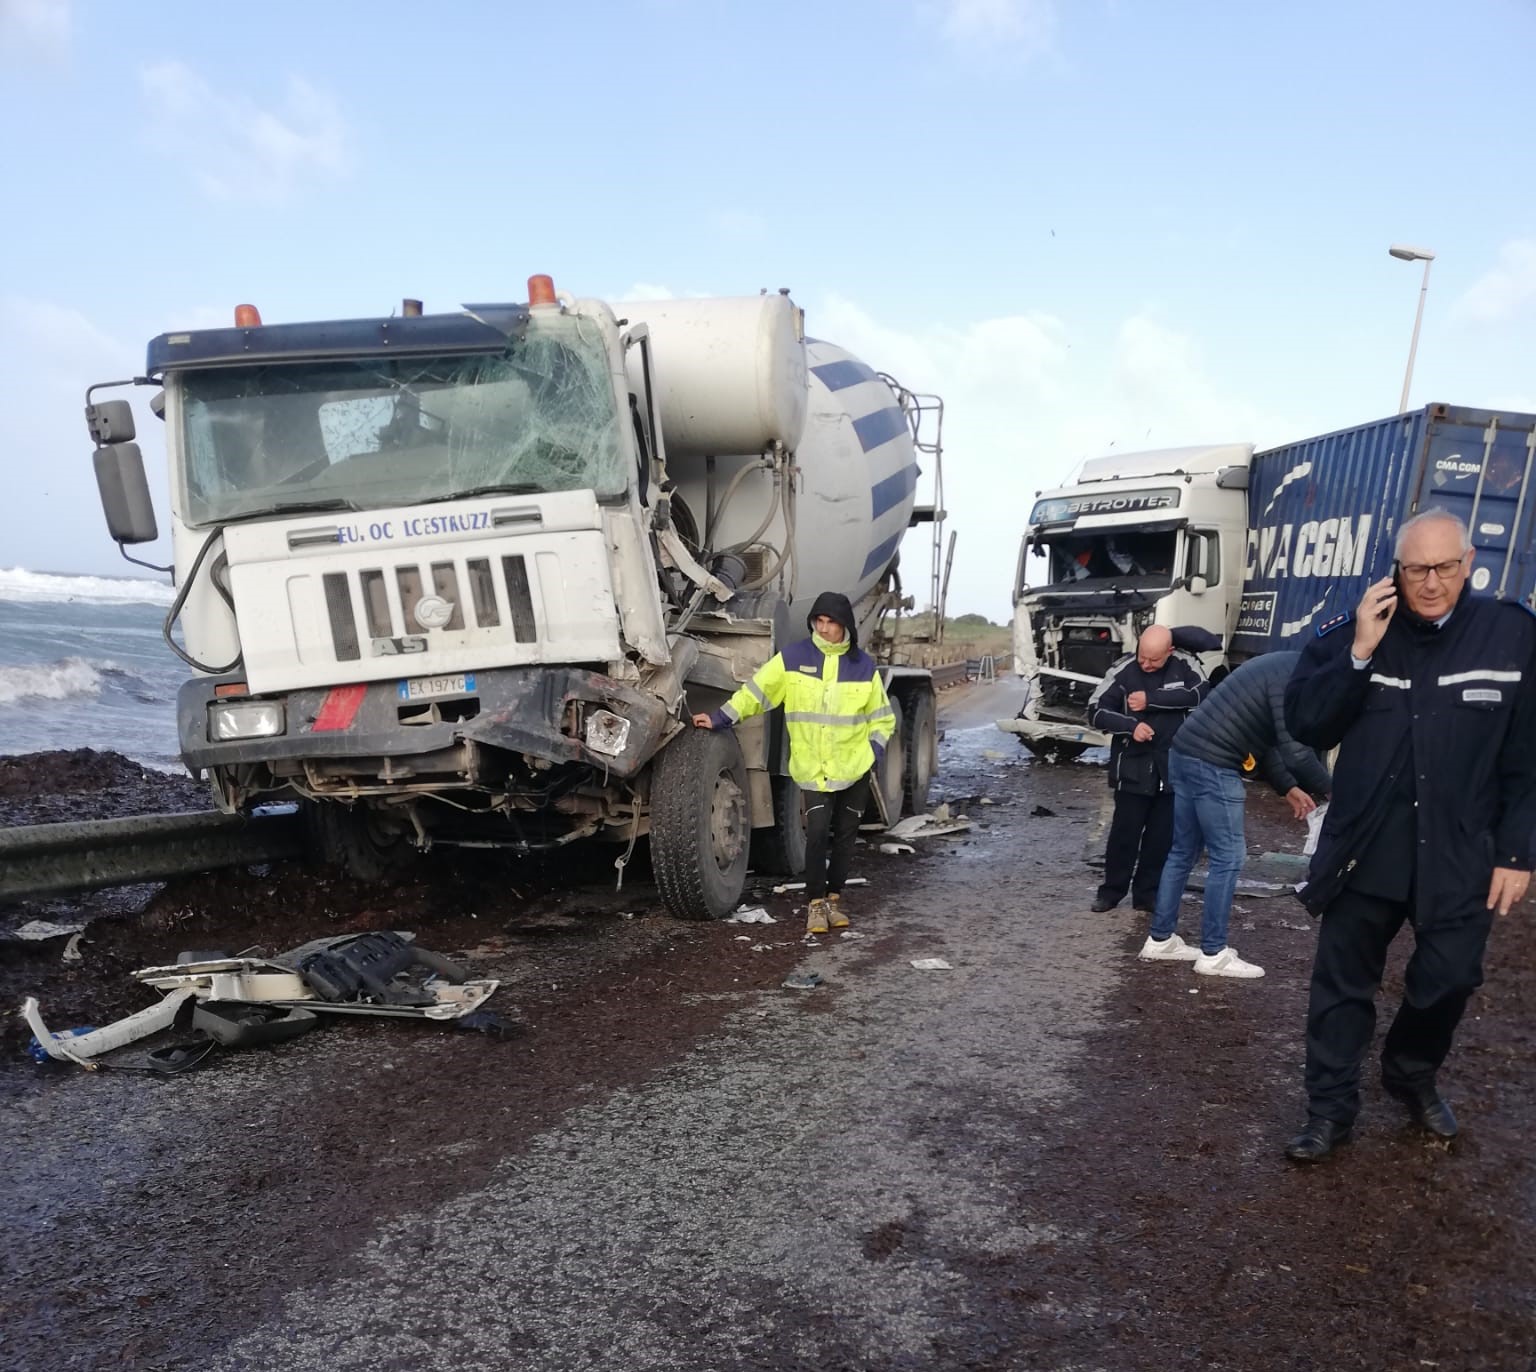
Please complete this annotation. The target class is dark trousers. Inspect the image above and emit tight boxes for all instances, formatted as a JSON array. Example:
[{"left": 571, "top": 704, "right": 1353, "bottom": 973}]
[
  {"left": 803, "top": 777, "right": 869, "bottom": 900},
  {"left": 1304, "top": 887, "right": 1494, "bottom": 1124},
  {"left": 1098, "top": 789, "right": 1174, "bottom": 909}
]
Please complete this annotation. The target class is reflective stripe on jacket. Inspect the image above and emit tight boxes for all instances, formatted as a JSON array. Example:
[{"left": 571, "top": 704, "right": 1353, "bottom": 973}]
[{"left": 722, "top": 633, "right": 895, "bottom": 792}]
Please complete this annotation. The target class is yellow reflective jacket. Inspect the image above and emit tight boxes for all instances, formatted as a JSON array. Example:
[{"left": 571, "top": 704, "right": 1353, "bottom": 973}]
[{"left": 721, "top": 632, "right": 896, "bottom": 792}]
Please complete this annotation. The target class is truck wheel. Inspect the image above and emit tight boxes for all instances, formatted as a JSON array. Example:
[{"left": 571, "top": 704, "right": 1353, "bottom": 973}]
[
  {"left": 1021, "top": 738, "right": 1089, "bottom": 764},
  {"left": 899, "top": 688, "right": 938, "bottom": 815},
  {"left": 650, "top": 727, "right": 750, "bottom": 920},
  {"left": 305, "top": 801, "right": 414, "bottom": 882},
  {"left": 750, "top": 774, "right": 807, "bottom": 876},
  {"left": 872, "top": 697, "right": 906, "bottom": 824}
]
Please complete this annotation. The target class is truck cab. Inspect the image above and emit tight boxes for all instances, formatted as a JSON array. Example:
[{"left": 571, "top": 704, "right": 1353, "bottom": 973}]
[
  {"left": 1000, "top": 444, "right": 1251, "bottom": 758},
  {"left": 83, "top": 281, "right": 944, "bottom": 919}
]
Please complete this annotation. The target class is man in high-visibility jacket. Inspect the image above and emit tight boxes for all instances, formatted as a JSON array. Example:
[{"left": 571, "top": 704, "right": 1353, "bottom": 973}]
[{"left": 693, "top": 591, "right": 896, "bottom": 934}]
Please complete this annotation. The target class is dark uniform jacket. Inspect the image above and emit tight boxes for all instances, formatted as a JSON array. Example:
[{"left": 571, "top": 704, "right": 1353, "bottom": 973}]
[
  {"left": 1284, "top": 589, "right": 1536, "bottom": 926},
  {"left": 1088, "top": 649, "right": 1209, "bottom": 796},
  {"left": 1172, "top": 651, "right": 1333, "bottom": 797}
]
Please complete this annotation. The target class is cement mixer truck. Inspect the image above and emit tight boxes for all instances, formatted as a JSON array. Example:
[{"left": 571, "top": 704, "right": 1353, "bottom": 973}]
[{"left": 82, "top": 278, "right": 946, "bottom": 919}]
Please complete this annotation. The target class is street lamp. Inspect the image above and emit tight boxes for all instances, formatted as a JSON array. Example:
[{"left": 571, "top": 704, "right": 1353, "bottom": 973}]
[{"left": 1389, "top": 243, "right": 1435, "bottom": 414}]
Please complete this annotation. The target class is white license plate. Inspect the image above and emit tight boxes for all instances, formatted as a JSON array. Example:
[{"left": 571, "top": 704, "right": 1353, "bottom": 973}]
[{"left": 398, "top": 672, "right": 475, "bottom": 702}]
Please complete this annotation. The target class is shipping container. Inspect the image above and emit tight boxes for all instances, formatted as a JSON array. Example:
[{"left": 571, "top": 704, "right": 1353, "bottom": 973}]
[{"left": 1233, "top": 403, "right": 1536, "bottom": 656}]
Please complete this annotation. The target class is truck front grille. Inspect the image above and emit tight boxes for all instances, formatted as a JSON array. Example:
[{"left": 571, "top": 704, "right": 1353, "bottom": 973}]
[{"left": 322, "top": 555, "right": 535, "bottom": 660}]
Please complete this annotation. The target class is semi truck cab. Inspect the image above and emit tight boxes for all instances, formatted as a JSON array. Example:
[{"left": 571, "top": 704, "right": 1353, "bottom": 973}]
[{"left": 1001, "top": 444, "right": 1251, "bottom": 758}]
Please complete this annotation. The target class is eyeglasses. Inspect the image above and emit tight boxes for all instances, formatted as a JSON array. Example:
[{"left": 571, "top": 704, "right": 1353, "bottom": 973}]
[{"left": 1398, "top": 557, "right": 1467, "bottom": 583}]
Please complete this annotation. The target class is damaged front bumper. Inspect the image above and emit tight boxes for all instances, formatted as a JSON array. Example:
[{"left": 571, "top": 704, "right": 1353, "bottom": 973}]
[{"left": 179, "top": 664, "right": 671, "bottom": 782}]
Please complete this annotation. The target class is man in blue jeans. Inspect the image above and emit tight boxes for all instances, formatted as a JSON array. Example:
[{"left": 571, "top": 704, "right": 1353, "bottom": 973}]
[{"left": 1140, "top": 651, "right": 1332, "bottom": 978}]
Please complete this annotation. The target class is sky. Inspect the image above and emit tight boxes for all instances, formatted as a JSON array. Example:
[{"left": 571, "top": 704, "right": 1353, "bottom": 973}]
[{"left": 3, "top": 0, "right": 1535, "bottom": 622}]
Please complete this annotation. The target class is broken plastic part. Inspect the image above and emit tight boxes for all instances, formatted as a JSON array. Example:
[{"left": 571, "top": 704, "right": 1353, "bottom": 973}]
[
  {"left": 20, "top": 987, "right": 199, "bottom": 1064},
  {"left": 725, "top": 906, "right": 775, "bottom": 924},
  {"left": 193, "top": 1001, "right": 321, "bottom": 1048}
]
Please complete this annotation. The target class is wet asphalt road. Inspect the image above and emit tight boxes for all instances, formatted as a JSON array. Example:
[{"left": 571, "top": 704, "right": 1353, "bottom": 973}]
[
  {"left": 14, "top": 681, "right": 1531, "bottom": 1369},
  {"left": 198, "top": 690, "right": 1117, "bottom": 1372}
]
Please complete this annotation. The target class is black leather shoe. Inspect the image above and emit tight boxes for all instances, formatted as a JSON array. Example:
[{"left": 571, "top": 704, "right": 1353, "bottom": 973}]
[
  {"left": 1090, "top": 895, "right": 1118, "bottom": 913},
  {"left": 1386, "top": 1085, "right": 1459, "bottom": 1140},
  {"left": 1284, "top": 1117, "right": 1353, "bottom": 1163}
]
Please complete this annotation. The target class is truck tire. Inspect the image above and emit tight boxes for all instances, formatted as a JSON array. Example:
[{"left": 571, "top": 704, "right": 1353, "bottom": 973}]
[
  {"left": 305, "top": 801, "right": 414, "bottom": 882},
  {"left": 872, "top": 697, "right": 906, "bottom": 824},
  {"left": 650, "top": 727, "right": 751, "bottom": 920},
  {"left": 899, "top": 687, "right": 938, "bottom": 815},
  {"left": 750, "top": 774, "right": 807, "bottom": 876}
]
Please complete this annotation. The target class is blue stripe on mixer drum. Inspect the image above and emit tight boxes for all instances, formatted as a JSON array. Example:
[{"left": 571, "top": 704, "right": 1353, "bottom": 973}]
[
  {"left": 852, "top": 405, "right": 908, "bottom": 453},
  {"left": 810, "top": 357, "right": 880, "bottom": 393},
  {"left": 871, "top": 463, "right": 919, "bottom": 519},
  {"left": 861, "top": 529, "right": 904, "bottom": 579}
]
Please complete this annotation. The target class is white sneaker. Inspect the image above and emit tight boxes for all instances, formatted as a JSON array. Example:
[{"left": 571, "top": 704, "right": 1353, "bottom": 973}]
[
  {"left": 1193, "top": 946, "right": 1265, "bottom": 979},
  {"left": 1138, "top": 933, "right": 1200, "bottom": 962}
]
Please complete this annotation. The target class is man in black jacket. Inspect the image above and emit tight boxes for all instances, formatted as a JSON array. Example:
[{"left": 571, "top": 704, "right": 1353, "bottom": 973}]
[
  {"left": 1087, "top": 626, "right": 1210, "bottom": 912},
  {"left": 1140, "top": 651, "right": 1332, "bottom": 978},
  {"left": 1281, "top": 510, "right": 1536, "bottom": 1162}
]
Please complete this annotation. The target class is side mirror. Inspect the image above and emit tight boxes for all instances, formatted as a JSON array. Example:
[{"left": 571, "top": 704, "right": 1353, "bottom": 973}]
[
  {"left": 1188, "top": 574, "right": 1209, "bottom": 596},
  {"left": 85, "top": 398, "right": 136, "bottom": 444},
  {"left": 93, "top": 443, "right": 159, "bottom": 544}
]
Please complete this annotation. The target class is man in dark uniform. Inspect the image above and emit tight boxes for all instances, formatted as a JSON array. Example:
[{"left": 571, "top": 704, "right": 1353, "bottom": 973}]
[
  {"left": 1282, "top": 509, "right": 1536, "bottom": 1163},
  {"left": 1087, "top": 626, "right": 1210, "bottom": 912}
]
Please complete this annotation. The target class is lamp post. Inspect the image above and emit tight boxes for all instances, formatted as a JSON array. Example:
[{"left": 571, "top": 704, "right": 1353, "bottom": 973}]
[{"left": 1389, "top": 244, "right": 1435, "bottom": 414}]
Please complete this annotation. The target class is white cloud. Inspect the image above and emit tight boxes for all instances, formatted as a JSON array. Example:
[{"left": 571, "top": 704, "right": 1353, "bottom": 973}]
[
  {"left": 930, "top": 0, "right": 1056, "bottom": 57},
  {"left": 805, "top": 296, "right": 1282, "bottom": 619},
  {"left": 139, "top": 60, "right": 350, "bottom": 202},
  {"left": 1451, "top": 239, "right": 1536, "bottom": 325},
  {"left": 0, "top": 0, "right": 70, "bottom": 59}
]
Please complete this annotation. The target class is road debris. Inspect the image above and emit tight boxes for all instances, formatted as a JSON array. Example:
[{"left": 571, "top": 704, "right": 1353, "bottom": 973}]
[
  {"left": 61, "top": 933, "right": 85, "bottom": 964},
  {"left": 1030, "top": 805, "right": 1057, "bottom": 817},
  {"left": 772, "top": 878, "right": 868, "bottom": 894},
  {"left": 725, "top": 906, "right": 775, "bottom": 924},
  {"left": 18, "top": 930, "right": 500, "bottom": 1071},
  {"left": 885, "top": 806, "right": 973, "bottom": 840},
  {"left": 21, "top": 987, "right": 199, "bottom": 1066},
  {"left": 782, "top": 971, "right": 823, "bottom": 990},
  {"left": 878, "top": 842, "right": 915, "bottom": 855},
  {"left": 910, "top": 957, "right": 953, "bottom": 971},
  {"left": 11, "top": 920, "right": 81, "bottom": 942}
]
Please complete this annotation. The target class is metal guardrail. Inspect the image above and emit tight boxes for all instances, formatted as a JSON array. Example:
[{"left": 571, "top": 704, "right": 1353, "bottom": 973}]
[
  {"left": 930, "top": 654, "right": 1014, "bottom": 688},
  {"left": 0, "top": 809, "right": 308, "bottom": 903}
]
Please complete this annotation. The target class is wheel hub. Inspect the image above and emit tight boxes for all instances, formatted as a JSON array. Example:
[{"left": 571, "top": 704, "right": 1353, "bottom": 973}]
[{"left": 709, "top": 769, "right": 747, "bottom": 871}]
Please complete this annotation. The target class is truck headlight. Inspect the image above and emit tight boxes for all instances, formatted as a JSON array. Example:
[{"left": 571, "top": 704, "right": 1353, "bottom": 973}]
[
  {"left": 209, "top": 700, "right": 286, "bottom": 741},
  {"left": 585, "top": 709, "right": 631, "bottom": 757}
]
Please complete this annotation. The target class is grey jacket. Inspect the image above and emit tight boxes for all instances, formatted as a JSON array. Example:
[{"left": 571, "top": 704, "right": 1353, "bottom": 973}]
[{"left": 1172, "top": 651, "right": 1331, "bottom": 796}]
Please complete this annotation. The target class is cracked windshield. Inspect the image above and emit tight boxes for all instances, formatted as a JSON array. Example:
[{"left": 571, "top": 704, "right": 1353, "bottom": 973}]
[
  {"left": 177, "top": 313, "right": 625, "bottom": 525},
  {"left": 1039, "top": 530, "right": 1177, "bottom": 586}
]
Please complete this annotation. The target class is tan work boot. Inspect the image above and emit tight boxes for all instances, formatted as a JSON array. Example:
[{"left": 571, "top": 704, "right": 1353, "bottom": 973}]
[
  {"left": 826, "top": 893, "right": 849, "bottom": 928},
  {"left": 805, "top": 898, "right": 830, "bottom": 935}
]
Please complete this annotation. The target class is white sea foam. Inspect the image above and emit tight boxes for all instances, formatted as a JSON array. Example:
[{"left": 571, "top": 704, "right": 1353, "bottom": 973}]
[
  {"left": 0, "top": 566, "right": 174, "bottom": 607},
  {"left": 0, "top": 657, "right": 106, "bottom": 706}
]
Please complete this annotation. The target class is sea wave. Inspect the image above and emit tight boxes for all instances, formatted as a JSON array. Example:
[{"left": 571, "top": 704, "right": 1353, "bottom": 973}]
[
  {"left": 0, "top": 657, "right": 108, "bottom": 706},
  {"left": 0, "top": 566, "right": 175, "bottom": 607}
]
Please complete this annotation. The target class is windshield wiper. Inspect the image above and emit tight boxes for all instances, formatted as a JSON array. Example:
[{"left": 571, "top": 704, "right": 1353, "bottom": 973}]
[
  {"left": 434, "top": 483, "right": 545, "bottom": 502},
  {"left": 224, "top": 498, "right": 361, "bottom": 523}
]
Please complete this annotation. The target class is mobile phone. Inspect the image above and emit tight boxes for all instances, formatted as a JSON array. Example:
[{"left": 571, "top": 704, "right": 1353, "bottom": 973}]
[{"left": 1379, "top": 562, "right": 1399, "bottom": 619}]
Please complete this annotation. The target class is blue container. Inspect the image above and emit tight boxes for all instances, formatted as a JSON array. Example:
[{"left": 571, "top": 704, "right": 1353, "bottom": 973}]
[
  {"left": 27, "top": 1026, "right": 96, "bottom": 1064},
  {"left": 1233, "top": 403, "right": 1536, "bottom": 655}
]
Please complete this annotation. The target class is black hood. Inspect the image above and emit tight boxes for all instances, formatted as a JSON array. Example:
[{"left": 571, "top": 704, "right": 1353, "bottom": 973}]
[{"left": 807, "top": 591, "right": 859, "bottom": 653}]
